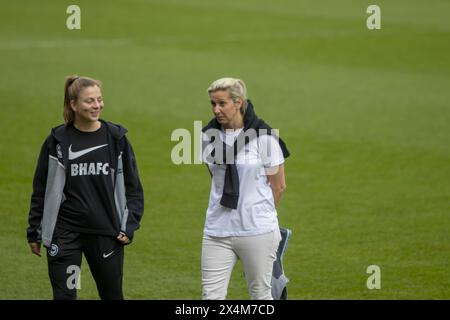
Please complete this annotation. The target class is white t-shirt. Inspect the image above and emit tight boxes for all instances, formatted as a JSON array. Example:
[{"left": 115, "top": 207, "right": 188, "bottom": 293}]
[{"left": 201, "top": 128, "right": 285, "bottom": 237}]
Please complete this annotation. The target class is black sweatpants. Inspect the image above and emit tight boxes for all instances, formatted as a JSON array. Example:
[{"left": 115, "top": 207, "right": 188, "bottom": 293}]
[{"left": 46, "top": 227, "right": 124, "bottom": 300}]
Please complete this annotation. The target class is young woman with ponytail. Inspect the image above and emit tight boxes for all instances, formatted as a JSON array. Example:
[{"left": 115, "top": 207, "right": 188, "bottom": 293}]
[{"left": 26, "top": 75, "right": 144, "bottom": 300}]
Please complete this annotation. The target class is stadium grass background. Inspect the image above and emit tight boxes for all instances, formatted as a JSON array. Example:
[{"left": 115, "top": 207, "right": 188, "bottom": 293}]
[{"left": 0, "top": 0, "right": 449, "bottom": 299}]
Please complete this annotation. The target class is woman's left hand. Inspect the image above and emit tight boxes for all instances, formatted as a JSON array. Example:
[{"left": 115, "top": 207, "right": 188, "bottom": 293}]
[{"left": 117, "top": 232, "right": 131, "bottom": 244}]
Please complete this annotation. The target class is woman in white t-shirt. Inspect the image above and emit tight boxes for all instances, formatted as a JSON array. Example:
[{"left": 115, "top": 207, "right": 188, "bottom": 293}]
[{"left": 200, "top": 77, "right": 289, "bottom": 300}]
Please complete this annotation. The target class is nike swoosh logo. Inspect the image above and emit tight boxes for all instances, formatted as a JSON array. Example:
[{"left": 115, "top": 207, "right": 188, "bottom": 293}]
[
  {"left": 68, "top": 144, "right": 108, "bottom": 160},
  {"left": 102, "top": 251, "right": 114, "bottom": 258}
]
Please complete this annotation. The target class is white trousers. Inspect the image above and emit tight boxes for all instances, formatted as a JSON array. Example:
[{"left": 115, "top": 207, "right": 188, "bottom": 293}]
[{"left": 201, "top": 230, "right": 281, "bottom": 300}]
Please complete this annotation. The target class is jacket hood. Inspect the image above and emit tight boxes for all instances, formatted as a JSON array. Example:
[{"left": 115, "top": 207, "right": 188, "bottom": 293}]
[{"left": 51, "top": 119, "right": 128, "bottom": 141}]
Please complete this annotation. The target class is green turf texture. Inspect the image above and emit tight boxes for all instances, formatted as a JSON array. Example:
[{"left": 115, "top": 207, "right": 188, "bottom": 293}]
[{"left": 0, "top": 0, "right": 449, "bottom": 299}]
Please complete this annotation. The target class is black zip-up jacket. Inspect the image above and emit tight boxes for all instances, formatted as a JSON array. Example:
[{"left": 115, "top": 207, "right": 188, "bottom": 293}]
[{"left": 26, "top": 120, "right": 144, "bottom": 247}]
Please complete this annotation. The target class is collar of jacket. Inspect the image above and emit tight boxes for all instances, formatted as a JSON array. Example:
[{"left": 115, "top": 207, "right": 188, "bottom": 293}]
[{"left": 50, "top": 119, "right": 128, "bottom": 142}]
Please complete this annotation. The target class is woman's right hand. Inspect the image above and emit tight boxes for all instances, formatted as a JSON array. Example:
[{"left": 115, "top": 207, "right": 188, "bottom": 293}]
[{"left": 29, "top": 242, "right": 42, "bottom": 257}]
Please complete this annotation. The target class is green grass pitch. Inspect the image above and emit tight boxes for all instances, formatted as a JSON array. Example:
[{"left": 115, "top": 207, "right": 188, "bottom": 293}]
[{"left": 0, "top": 0, "right": 449, "bottom": 299}]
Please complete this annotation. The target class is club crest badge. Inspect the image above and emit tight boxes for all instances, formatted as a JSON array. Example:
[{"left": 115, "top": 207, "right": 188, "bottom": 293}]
[
  {"left": 48, "top": 244, "right": 59, "bottom": 257},
  {"left": 57, "top": 144, "right": 63, "bottom": 160}
]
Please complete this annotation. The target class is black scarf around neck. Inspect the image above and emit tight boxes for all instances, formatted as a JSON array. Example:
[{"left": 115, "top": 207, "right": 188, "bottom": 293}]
[{"left": 202, "top": 100, "right": 290, "bottom": 209}]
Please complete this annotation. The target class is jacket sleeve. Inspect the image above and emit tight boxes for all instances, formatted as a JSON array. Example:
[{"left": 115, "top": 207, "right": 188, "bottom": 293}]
[
  {"left": 27, "top": 137, "right": 50, "bottom": 243},
  {"left": 121, "top": 136, "right": 144, "bottom": 240}
]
